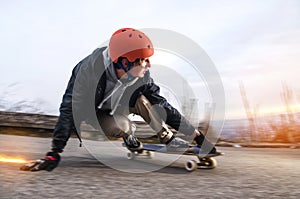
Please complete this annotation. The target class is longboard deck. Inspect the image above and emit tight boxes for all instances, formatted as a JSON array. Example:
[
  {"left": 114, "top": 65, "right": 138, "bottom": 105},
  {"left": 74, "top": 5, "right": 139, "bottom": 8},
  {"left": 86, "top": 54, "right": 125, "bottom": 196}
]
[
  {"left": 123, "top": 143, "right": 224, "bottom": 171},
  {"left": 132, "top": 143, "right": 224, "bottom": 158}
]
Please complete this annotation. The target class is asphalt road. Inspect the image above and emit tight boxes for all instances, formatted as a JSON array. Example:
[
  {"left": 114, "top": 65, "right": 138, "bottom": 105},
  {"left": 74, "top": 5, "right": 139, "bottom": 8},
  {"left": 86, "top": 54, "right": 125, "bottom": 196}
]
[{"left": 0, "top": 134, "right": 299, "bottom": 199}]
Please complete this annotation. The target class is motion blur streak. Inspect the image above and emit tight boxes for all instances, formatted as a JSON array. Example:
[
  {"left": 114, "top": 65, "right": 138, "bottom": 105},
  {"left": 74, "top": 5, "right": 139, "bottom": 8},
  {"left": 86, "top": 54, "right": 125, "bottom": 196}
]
[{"left": 0, "top": 155, "right": 27, "bottom": 163}]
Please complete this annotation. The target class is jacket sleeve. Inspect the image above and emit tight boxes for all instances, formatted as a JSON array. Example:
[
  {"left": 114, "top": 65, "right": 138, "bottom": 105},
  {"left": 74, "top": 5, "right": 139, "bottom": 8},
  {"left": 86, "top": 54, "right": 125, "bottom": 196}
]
[
  {"left": 142, "top": 75, "right": 196, "bottom": 136},
  {"left": 51, "top": 64, "right": 81, "bottom": 153}
]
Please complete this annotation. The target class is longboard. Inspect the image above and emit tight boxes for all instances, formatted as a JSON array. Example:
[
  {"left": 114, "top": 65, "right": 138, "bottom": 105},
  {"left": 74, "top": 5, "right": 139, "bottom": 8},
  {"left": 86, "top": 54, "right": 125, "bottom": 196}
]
[{"left": 123, "top": 143, "right": 224, "bottom": 172}]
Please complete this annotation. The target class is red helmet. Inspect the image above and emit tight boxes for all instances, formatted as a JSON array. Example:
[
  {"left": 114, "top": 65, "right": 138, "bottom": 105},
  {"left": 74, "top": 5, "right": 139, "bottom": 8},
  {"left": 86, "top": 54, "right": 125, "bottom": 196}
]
[{"left": 109, "top": 28, "right": 154, "bottom": 63}]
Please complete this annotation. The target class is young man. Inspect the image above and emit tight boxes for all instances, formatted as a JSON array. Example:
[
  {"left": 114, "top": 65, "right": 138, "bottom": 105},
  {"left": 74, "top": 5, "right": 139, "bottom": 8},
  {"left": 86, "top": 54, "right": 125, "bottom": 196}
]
[{"left": 21, "top": 28, "right": 221, "bottom": 172}]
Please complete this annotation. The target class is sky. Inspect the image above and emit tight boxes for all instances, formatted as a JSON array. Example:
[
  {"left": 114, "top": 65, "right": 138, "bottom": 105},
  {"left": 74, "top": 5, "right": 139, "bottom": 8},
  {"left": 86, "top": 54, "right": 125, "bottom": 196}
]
[{"left": 0, "top": 0, "right": 300, "bottom": 119}]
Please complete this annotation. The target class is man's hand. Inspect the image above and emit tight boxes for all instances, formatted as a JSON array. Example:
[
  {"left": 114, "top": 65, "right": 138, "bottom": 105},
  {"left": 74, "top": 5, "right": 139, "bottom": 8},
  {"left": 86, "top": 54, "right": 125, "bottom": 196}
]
[{"left": 20, "top": 152, "right": 60, "bottom": 172}]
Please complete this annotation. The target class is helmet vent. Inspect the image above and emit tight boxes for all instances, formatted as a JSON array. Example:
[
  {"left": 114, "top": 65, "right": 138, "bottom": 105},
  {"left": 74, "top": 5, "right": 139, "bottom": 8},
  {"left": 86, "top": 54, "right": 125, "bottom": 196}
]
[
  {"left": 138, "top": 34, "right": 142, "bottom": 38},
  {"left": 147, "top": 45, "right": 151, "bottom": 48},
  {"left": 129, "top": 33, "right": 132, "bottom": 37}
]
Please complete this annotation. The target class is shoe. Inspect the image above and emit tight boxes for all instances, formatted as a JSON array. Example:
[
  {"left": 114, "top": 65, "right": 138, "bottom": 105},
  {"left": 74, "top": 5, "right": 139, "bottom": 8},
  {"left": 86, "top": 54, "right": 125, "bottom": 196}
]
[
  {"left": 204, "top": 147, "right": 223, "bottom": 157},
  {"left": 166, "top": 137, "right": 190, "bottom": 152},
  {"left": 123, "top": 134, "right": 143, "bottom": 151},
  {"left": 194, "top": 135, "right": 223, "bottom": 156}
]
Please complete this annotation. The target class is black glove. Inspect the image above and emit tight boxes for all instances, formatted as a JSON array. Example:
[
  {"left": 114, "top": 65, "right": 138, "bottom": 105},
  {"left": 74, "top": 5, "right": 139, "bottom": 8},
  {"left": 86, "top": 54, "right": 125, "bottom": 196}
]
[{"left": 20, "top": 152, "right": 60, "bottom": 172}]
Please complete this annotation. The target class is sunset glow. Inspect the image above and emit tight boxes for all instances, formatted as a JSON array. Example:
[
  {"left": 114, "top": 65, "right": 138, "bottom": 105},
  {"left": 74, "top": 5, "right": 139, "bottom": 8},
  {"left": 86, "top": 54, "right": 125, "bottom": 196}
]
[{"left": 258, "top": 104, "right": 300, "bottom": 116}]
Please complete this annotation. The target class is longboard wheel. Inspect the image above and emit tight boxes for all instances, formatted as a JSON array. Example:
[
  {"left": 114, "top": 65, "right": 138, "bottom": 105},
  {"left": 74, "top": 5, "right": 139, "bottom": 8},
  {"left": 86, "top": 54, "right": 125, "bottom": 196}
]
[
  {"left": 127, "top": 152, "right": 136, "bottom": 160},
  {"left": 185, "top": 160, "right": 197, "bottom": 172},
  {"left": 198, "top": 157, "right": 217, "bottom": 169}
]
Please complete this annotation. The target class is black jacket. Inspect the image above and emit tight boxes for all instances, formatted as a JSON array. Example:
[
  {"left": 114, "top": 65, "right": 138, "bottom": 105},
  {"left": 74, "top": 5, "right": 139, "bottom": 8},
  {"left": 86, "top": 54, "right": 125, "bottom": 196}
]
[{"left": 52, "top": 47, "right": 195, "bottom": 152}]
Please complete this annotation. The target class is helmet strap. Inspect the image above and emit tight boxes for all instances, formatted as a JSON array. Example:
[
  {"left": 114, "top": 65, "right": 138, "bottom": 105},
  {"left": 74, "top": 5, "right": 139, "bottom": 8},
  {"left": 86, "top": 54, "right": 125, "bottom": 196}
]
[{"left": 116, "top": 60, "right": 134, "bottom": 81}]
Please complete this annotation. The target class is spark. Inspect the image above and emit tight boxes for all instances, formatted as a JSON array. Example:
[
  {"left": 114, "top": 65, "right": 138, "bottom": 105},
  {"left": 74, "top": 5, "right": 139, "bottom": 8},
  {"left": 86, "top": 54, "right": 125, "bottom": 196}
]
[{"left": 0, "top": 155, "right": 28, "bottom": 164}]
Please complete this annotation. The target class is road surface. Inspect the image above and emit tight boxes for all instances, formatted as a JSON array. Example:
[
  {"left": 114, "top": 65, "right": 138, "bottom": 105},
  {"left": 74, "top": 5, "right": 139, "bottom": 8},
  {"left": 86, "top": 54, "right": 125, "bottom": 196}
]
[{"left": 0, "top": 134, "right": 299, "bottom": 199}]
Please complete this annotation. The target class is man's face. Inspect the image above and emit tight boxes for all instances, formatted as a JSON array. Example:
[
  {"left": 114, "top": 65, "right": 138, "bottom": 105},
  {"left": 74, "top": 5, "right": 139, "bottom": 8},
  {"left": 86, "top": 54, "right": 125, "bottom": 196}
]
[{"left": 129, "top": 58, "right": 150, "bottom": 78}]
